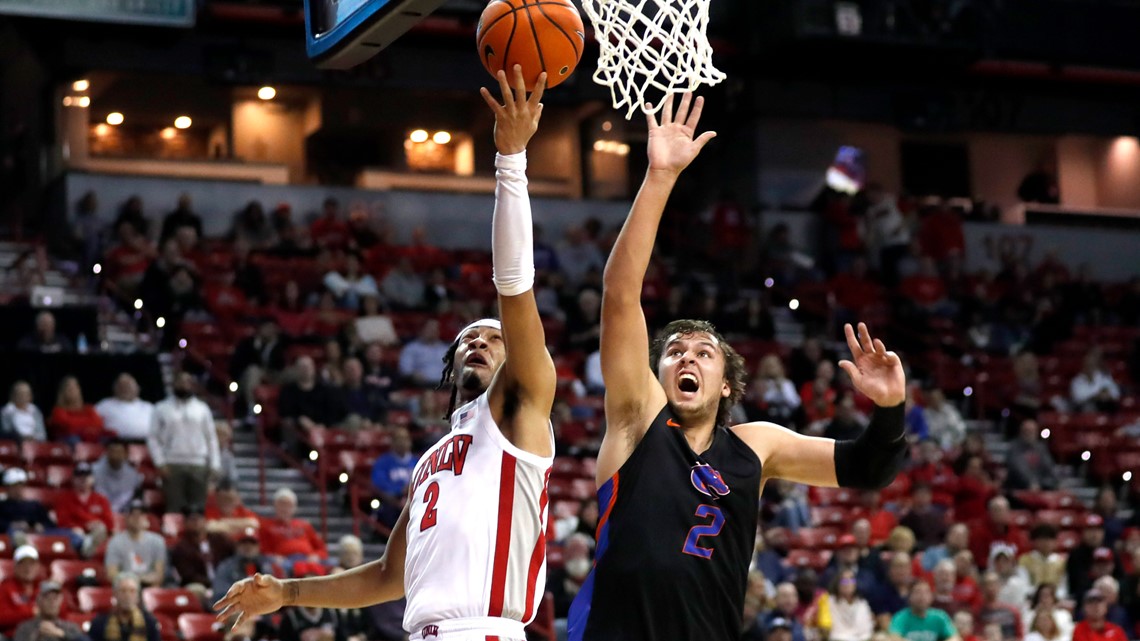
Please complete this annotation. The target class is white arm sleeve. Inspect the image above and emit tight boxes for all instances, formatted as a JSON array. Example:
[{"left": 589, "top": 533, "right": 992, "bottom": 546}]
[{"left": 492, "top": 151, "right": 536, "bottom": 297}]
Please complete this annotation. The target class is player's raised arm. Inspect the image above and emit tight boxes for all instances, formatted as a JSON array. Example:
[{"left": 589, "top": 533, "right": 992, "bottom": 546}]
[
  {"left": 733, "top": 323, "right": 907, "bottom": 489},
  {"left": 213, "top": 502, "right": 410, "bottom": 626},
  {"left": 600, "top": 94, "right": 716, "bottom": 434},
  {"left": 479, "top": 65, "right": 557, "bottom": 455}
]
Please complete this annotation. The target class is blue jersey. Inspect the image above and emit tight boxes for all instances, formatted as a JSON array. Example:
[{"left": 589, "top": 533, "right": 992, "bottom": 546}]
[{"left": 568, "top": 407, "right": 762, "bottom": 640}]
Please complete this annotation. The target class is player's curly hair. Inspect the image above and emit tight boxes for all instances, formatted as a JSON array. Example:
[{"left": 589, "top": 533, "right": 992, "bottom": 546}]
[
  {"left": 649, "top": 319, "right": 747, "bottom": 427},
  {"left": 438, "top": 339, "right": 462, "bottom": 420}
]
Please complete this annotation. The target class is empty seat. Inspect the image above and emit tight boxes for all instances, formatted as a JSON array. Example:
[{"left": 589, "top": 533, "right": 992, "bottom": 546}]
[
  {"left": 77, "top": 586, "right": 115, "bottom": 613},
  {"left": 25, "top": 534, "right": 77, "bottom": 562},
  {"left": 22, "top": 441, "right": 72, "bottom": 466},
  {"left": 785, "top": 549, "right": 832, "bottom": 571},
  {"left": 73, "top": 443, "right": 105, "bottom": 463},
  {"left": 142, "top": 587, "right": 204, "bottom": 618},
  {"left": 50, "top": 560, "right": 107, "bottom": 589},
  {"left": 178, "top": 614, "right": 225, "bottom": 641}
]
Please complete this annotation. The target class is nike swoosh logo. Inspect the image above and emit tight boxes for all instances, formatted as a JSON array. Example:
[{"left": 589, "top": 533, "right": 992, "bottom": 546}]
[{"left": 667, "top": 419, "right": 681, "bottom": 428}]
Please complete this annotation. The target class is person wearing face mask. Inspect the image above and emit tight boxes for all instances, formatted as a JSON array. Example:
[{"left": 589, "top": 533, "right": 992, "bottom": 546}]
[
  {"left": 147, "top": 372, "right": 221, "bottom": 514},
  {"left": 548, "top": 534, "right": 594, "bottom": 620}
]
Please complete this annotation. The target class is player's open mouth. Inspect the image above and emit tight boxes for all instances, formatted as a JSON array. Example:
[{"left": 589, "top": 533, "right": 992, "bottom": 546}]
[
  {"left": 678, "top": 372, "right": 699, "bottom": 393},
  {"left": 466, "top": 354, "right": 489, "bottom": 368}
]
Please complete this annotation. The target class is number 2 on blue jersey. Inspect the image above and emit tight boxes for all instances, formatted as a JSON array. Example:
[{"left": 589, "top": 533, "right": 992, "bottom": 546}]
[{"left": 682, "top": 504, "right": 724, "bottom": 559}]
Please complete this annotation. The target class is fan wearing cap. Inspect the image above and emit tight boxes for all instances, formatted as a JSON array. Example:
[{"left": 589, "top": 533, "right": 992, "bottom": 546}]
[
  {"left": 215, "top": 69, "right": 557, "bottom": 641},
  {"left": 1069, "top": 513, "right": 1111, "bottom": 604},
  {"left": 0, "top": 467, "right": 58, "bottom": 535},
  {"left": 989, "top": 544, "right": 1032, "bottom": 612},
  {"left": 0, "top": 546, "right": 47, "bottom": 636},
  {"left": 1074, "top": 588, "right": 1128, "bottom": 641},
  {"left": 11, "top": 580, "right": 88, "bottom": 641},
  {"left": 54, "top": 462, "right": 114, "bottom": 558},
  {"left": 212, "top": 527, "right": 275, "bottom": 601}
]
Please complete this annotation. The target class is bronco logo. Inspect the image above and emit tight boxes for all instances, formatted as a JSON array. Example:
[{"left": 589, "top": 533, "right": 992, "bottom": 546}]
[{"left": 690, "top": 464, "right": 730, "bottom": 498}]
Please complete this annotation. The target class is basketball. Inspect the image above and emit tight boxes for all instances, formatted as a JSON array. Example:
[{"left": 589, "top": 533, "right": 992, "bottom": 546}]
[{"left": 476, "top": 0, "right": 585, "bottom": 91}]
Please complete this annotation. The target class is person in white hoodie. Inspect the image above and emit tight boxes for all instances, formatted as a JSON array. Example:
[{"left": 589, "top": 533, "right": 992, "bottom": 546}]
[
  {"left": 147, "top": 372, "right": 220, "bottom": 514},
  {"left": 825, "top": 568, "right": 876, "bottom": 641},
  {"left": 0, "top": 381, "right": 46, "bottom": 442},
  {"left": 95, "top": 373, "right": 154, "bottom": 441}
]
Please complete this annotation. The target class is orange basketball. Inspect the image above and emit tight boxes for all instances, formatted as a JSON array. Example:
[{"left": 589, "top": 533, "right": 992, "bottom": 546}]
[{"left": 476, "top": 0, "right": 585, "bottom": 91}]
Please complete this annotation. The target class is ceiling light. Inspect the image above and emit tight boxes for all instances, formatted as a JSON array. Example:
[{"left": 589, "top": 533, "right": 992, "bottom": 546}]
[
  {"left": 72, "top": 80, "right": 89, "bottom": 92},
  {"left": 433, "top": 131, "right": 451, "bottom": 144},
  {"left": 174, "top": 116, "right": 192, "bottom": 129},
  {"left": 410, "top": 129, "right": 429, "bottom": 143},
  {"left": 62, "top": 97, "right": 73, "bottom": 107},
  {"left": 94, "top": 124, "right": 111, "bottom": 137},
  {"left": 106, "top": 112, "right": 124, "bottom": 126},
  {"left": 258, "top": 86, "right": 276, "bottom": 100},
  {"left": 160, "top": 127, "right": 177, "bottom": 140},
  {"left": 77, "top": 96, "right": 90, "bottom": 108}
]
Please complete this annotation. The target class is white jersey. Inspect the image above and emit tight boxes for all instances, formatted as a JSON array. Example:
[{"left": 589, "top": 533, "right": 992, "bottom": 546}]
[{"left": 403, "top": 391, "right": 553, "bottom": 636}]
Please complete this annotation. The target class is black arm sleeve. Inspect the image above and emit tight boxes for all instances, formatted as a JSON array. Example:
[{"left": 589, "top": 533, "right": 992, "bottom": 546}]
[{"left": 833, "top": 403, "right": 907, "bottom": 489}]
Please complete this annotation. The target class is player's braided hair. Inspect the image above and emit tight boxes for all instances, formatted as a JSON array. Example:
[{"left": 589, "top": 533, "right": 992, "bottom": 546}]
[
  {"left": 438, "top": 339, "right": 462, "bottom": 420},
  {"left": 649, "top": 319, "right": 747, "bottom": 427}
]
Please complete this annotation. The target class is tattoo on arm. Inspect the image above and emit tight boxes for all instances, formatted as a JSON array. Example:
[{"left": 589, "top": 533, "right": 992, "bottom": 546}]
[{"left": 284, "top": 580, "right": 300, "bottom": 606}]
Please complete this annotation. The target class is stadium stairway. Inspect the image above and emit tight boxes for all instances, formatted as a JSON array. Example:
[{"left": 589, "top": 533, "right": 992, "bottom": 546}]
[
  {"left": 229, "top": 427, "right": 386, "bottom": 561},
  {"left": 975, "top": 419, "right": 1102, "bottom": 508}
]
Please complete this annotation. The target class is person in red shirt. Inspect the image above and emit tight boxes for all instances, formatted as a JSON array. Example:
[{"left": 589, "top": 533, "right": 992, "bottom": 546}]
[
  {"left": 853, "top": 489, "right": 898, "bottom": 544},
  {"left": 800, "top": 361, "right": 837, "bottom": 426},
  {"left": 104, "top": 221, "right": 156, "bottom": 296},
  {"left": 205, "top": 481, "right": 260, "bottom": 536},
  {"left": 955, "top": 455, "right": 998, "bottom": 523},
  {"left": 310, "top": 198, "right": 349, "bottom": 250},
  {"left": 899, "top": 257, "right": 954, "bottom": 315},
  {"left": 918, "top": 206, "right": 965, "bottom": 264},
  {"left": 969, "top": 496, "right": 1030, "bottom": 569},
  {"left": 54, "top": 462, "right": 113, "bottom": 558},
  {"left": 1073, "top": 588, "right": 1128, "bottom": 641},
  {"left": 908, "top": 439, "right": 959, "bottom": 508},
  {"left": 828, "top": 257, "right": 884, "bottom": 315},
  {"left": 48, "top": 376, "right": 107, "bottom": 444},
  {"left": 259, "top": 487, "right": 327, "bottom": 566},
  {"left": 0, "top": 545, "right": 45, "bottom": 636}
]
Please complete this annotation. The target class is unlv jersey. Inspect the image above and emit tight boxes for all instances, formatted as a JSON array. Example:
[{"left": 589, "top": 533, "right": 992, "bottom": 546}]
[{"left": 403, "top": 392, "right": 554, "bottom": 636}]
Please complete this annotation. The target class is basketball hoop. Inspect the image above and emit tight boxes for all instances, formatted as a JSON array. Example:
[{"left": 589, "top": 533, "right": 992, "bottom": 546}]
[{"left": 580, "top": 0, "right": 725, "bottom": 119}]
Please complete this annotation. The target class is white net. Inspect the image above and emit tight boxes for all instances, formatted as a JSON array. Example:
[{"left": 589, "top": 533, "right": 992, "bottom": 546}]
[{"left": 580, "top": 0, "right": 725, "bottom": 120}]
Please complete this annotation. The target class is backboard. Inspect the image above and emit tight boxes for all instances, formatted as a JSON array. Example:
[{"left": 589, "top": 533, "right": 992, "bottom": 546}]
[{"left": 304, "top": 0, "right": 448, "bottom": 69}]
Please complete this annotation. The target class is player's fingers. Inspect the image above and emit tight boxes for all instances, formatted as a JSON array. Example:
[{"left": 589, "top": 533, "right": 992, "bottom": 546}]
[
  {"left": 838, "top": 360, "right": 859, "bottom": 381},
  {"left": 873, "top": 338, "right": 887, "bottom": 354},
  {"left": 844, "top": 323, "right": 863, "bottom": 356},
  {"left": 512, "top": 65, "right": 528, "bottom": 110},
  {"left": 479, "top": 87, "right": 505, "bottom": 115},
  {"left": 495, "top": 70, "right": 514, "bottom": 111},
  {"left": 858, "top": 322, "right": 875, "bottom": 353},
  {"left": 694, "top": 131, "right": 717, "bottom": 150},
  {"left": 528, "top": 72, "right": 547, "bottom": 109},
  {"left": 232, "top": 611, "right": 245, "bottom": 630},
  {"left": 646, "top": 104, "right": 659, "bottom": 129},
  {"left": 685, "top": 96, "right": 705, "bottom": 130},
  {"left": 885, "top": 351, "right": 902, "bottom": 368},
  {"left": 676, "top": 92, "right": 692, "bottom": 126},
  {"left": 661, "top": 93, "right": 675, "bottom": 125}
]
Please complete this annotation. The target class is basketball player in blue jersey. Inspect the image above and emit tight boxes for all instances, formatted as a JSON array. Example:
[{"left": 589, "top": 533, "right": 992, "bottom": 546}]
[
  {"left": 567, "top": 93, "right": 909, "bottom": 641},
  {"left": 214, "top": 67, "right": 559, "bottom": 641}
]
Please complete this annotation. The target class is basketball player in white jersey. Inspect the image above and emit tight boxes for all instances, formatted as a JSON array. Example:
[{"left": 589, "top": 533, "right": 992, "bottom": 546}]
[{"left": 213, "top": 66, "right": 556, "bottom": 641}]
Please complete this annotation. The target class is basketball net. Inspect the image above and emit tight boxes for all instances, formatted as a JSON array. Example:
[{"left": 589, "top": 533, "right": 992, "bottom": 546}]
[{"left": 581, "top": 0, "right": 725, "bottom": 120}]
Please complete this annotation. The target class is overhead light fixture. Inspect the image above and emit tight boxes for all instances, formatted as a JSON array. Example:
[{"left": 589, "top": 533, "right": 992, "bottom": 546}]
[
  {"left": 433, "top": 131, "right": 451, "bottom": 144},
  {"left": 76, "top": 96, "right": 90, "bottom": 108},
  {"left": 94, "top": 124, "right": 111, "bottom": 137},
  {"left": 106, "top": 112, "right": 124, "bottom": 126},
  {"left": 602, "top": 120, "right": 613, "bottom": 132},
  {"left": 174, "top": 116, "right": 192, "bottom": 129},
  {"left": 62, "top": 97, "right": 73, "bottom": 107},
  {"left": 160, "top": 127, "right": 177, "bottom": 140},
  {"left": 409, "top": 129, "right": 429, "bottom": 143},
  {"left": 258, "top": 86, "right": 276, "bottom": 100},
  {"left": 72, "top": 79, "right": 89, "bottom": 92}
]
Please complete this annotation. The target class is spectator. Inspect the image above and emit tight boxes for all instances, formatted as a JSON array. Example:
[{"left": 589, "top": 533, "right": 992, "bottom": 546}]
[
  {"left": 909, "top": 439, "right": 959, "bottom": 509},
  {"left": 923, "top": 523, "right": 970, "bottom": 574},
  {"left": 870, "top": 552, "right": 913, "bottom": 623},
  {"left": 770, "top": 480, "right": 811, "bottom": 532},
  {"left": 1093, "top": 575, "right": 1132, "bottom": 633},
  {"left": 361, "top": 342, "right": 398, "bottom": 396},
  {"left": 901, "top": 257, "right": 955, "bottom": 317},
  {"left": 829, "top": 257, "right": 884, "bottom": 319},
  {"left": 954, "top": 611, "right": 981, "bottom": 641},
  {"left": 422, "top": 268, "right": 453, "bottom": 313},
  {"left": 0, "top": 467, "right": 57, "bottom": 536},
  {"left": 279, "top": 356, "right": 348, "bottom": 454},
  {"left": 324, "top": 251, "right": 379, "bottom": 310},
  {"left": 904, "top": 387, "right": 930, "bottom": 441},
  {"left": 975, "top": 571, "right": 1022, "bottom": 641},
  {"left": 49, "top": 377, "right": 106, "bottom": 444},
  {"left": 788, "top": 337, "right": 835, "bottom": 390},
  {"left": 370, "top": 427, "right": 416, "bottom": 527},
  {"left": 1069, "top": 515, "right": 1108, "bottom": 603},
  {"left": 1024, "top": 584, "right": 1072, "bottom": 640},
  {"left": 1094, "top": 487, "right": 1126, "bottom": 548},
  {"left": 148, "top": 372, "right": 221, "bottom": 514},
  {"left": 764, "top": 583, "right": 807, "bottom": 641},
  {"left": 1023, "top": 607, "right": 1064, "bottom": 641},
  {"left": 203, "top": 270, "right": 251, "bottom": 322},
  {"left": 310, "top": 197, "right": 349, "bottom": 249},
  {"left": 821, "top": 391, "right": 867, "bottom": 440},
  {"left": 17, "top": 311, "right": 74, "bottom": 353},
  {"left": 259, "top": 487, "right": 327, "bottom": 566},
  {"left": 88, "top": 573, "right": 161, "bottom": 641},
  {"left": 105, "top": 500, "right": 166, "bottom": 587},
  {"left": 1, "top": 380, "right": 46, "bottom": 442},
  {"left": 918, "top": 205, "right": 965, "bottom": 265},
  {"left": 821, "top": 535, "right": 878, "bottom": 597},
  {"left": 989, "top": 545, "right": 1032, "bottom": 612},
  {"left": 854, "top": 489, "right": 897, "bottom": 544},
  {"left": 863, "top": 183, "right": 911, "bottom": 287},
  {"left": 211, "top": 527, "right": 277, "bottom": 599},
  {"left": 1070, "top": 348, "right": 1121, "bottom": 413},
  {"left": 113, "top": 195, "right": 147, "bottom": 237},
  {"left": 923, "top": 388, "right": 966, "bottom": 450},
  {"left": 1018, "top": 525, "right": 1067, "bottom": 598},
  {"left": 397, "top": 320, "right": 450, "bottom": 388},
  {"left": 205, "top": 481, "right": 260, "bottom": 536},
  {"left": 95, "top": 374, "right": 154, "bottom": 442},
  {"left": 12, "top": 580, "right": 87, "bottom": 641},
  {"left": 216, "top": 421, "right": 239, "bottom": 488},
  {"left": 755, "top": 527, "right": 792, "bottom": 586},
  {"left": 159, "top": 193, "right": 203, "bottom": 243},
  {"left": 380, "top": 257, "right": 425, "bottom": 310},
  {"left": 321, "top": 338, "right": 346, "bottom": 387},
  {"left": 0, "top": 546, "right": 45, "bottom": 637},
  {"left": 955, "top": 456, "right": 999, "bottom": 524},
  {"left": 743, "top": 355, "right": 801, "bottom": 425},
  {"left": 548, "top": 533, "right": 593, "bottom": 619},
  {"left": 279, "top": 604, "right": 342, "bottom": 641},
  {"left": 231, "top": 239, "right": 267, "bottom": 303},
  {"left": 230, "top": 201, "right": 275, "bottom": 249},
  {"left": 824, "top": 568, "right": 875, "bottom": 641},
  {"left": 889, "top": 581, "right": 959, "bottom": 641},
  {"left": 931, "top": 559, "right": 968, "bottom": 615},
  {"left": 229, "top": 318, "right": 288, "bottom": 410},
  {"left": 564, "top": 288, "right": 602, "bottom": 354},
  {"left": 273, "top": 281, "right": 315, "bottom": 337},
  {"left": 54, "top": 462, "right": 113, "bottom": 558},
  {"left": 333, "top": 535, "right": 364, "bottom": 572},
  {"left": 556, "top": 226, "right": 604, "bottom": 288},
  {"left": 103, "top": 221, "right": 155, "bottom": 299},
  {"left": 970, "top": 497, "right": 1030, "bottom": 569},
  {"left": 1005, "top": 419, "right": 1058, "bottom": 491},
  {"left": 900, "top": 482, "right": 948, "bottom": 549},
  {"left": 800, "top": 361, "right": 837, "bottom": 427},
  {"left": 1073, "top": 588, "right": 1127, "bottom": 641},
  {"left": 345, "top": 201, "right": 387, "bottom": 250},
  {"left": 355, "top": 297, "right": 396, "bottom": 347},
  {"left": 92, "top": 439, "right": 143, "bottom": 514},
  {"left": 169, "top": 506, "right": 235, "bottom": 600}
]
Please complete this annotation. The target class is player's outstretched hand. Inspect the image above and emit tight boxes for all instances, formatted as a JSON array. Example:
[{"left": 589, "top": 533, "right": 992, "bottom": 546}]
[
  {"left": 213, "top": 573, "right": 286, "bottom": 627},
  {"left": 480, "top": 64, "right": 546, "bottom": 156},
  {"left": 646, "top": 92, "right": 717, "bottom": 177},
  {"left": 838, "top": 322, "right": 906, "bottom": 408}
]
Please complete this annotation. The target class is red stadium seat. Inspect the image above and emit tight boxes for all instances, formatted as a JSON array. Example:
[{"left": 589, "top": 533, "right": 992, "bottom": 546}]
[
  {"left": 354, "top": 430, "right": 391, "bottom": 452},
  {"left": 65, "top": 612, "right": 98, "bottom": 633},
  {"left": 45, "top": 465, "right": 74, "bottom": 487},
  {"left": 1034, "top": 510, "right": 1082, "bottom": 529},
  {"left": 78, "top": 586, "right": 115, "bottom": 613},
  {"left": 552, "top": 457, "right": 582, "bottom": 479},
  {"left": 1013, "top": 490, "right": 1079, "bottom": 510},
  {"left": 551, "top": 500, "right": 580, "bottom": 520},
  {"left": 794, "top": 528, "right": 841, "bottom": 550},
  {"left": 546, "top": 545, "right": 565, "bottom": 569},
  {"left": 154, "top": 614, "right": 179, "bottom": 641},
  {"left": 143, "top": 489, "right": 166, "bottom": 513},
  {"left": 178, "top": 614, "right": 225, "bottom": 641},
  {"left": 20, "top": 486, "right": 62, "bottom": 505},
  {"left": 0, "top": 535, "right": 11, "bottom": 558},
  {"left": 22, "top": 441, "right": 72, "bottom": 466},
  {"left": 162, "top": 514, "right": 185, "bottom": 539},
  {"left": 810, "top": 487, "right": 857, "bottom": 507},
  {"left": 1057, "top": 530, "right": 1080, "bottom": 552},
  {"left": 25, "top": 534, "right": 77, "bottom": 561},
  {"left": 548, "top": 478, "right": 575, "bottom": 501},
  {"left": 143, "top": 587, "right": 204, "bottom": 618},
  {"left": 786, "top": 549, "right": 832, "bottom": 571},
  {"left": 73, "top": 443, "right": 105, "bottom": 463},
  {"left": 0, "top": 440, "right": 19, "bottom": 465},
  {"left": 1009, "top": 510, "right": 1033, "bottom": 529},
  {"left": 127, "top": 444, "right": 151, "bottom": 467},
  {"left": 811, "top": 506, "right": 854, "bottom": 528},
  {"left": 569, "top": 479, "right": 595, "bottom": 501},
  {"left": 50, "top": 560, "right": 107, "bottom": 589}
]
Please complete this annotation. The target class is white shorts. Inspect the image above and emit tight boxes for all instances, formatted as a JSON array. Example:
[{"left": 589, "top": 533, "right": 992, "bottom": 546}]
[{"left": 408, "top": 617, "right": 526, "bottom": 641}]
